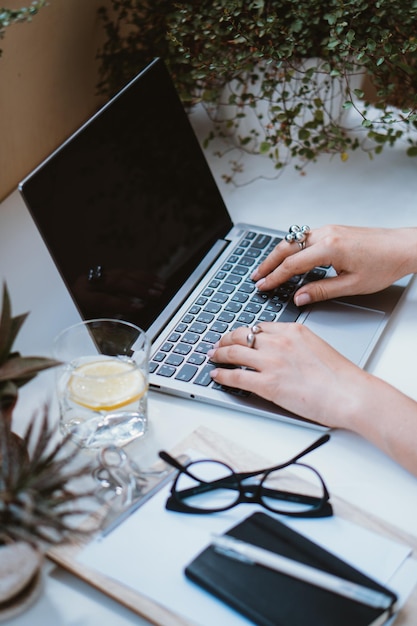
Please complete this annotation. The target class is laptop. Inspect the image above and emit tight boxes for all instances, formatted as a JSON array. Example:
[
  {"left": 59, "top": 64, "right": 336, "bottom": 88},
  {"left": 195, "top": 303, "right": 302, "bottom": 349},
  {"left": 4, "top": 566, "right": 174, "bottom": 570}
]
[{"left": 18, "top": 57, "right": 409, "bottom": 430}]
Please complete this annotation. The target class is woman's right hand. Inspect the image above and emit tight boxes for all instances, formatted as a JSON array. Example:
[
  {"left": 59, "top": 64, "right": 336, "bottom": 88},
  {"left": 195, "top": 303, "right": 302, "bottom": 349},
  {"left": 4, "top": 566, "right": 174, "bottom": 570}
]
[{"left": 251, "top": 225, "right": 417, "bottom": 307}]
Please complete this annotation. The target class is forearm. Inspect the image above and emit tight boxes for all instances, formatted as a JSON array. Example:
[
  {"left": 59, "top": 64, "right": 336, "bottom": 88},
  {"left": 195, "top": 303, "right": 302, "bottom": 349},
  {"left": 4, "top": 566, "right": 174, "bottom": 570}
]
[
  {"left": 340, "top": 371, "right": 417, "bottom": 477},
  {"left": 394, "top": 227, "right": 417, "bottom": 277}
]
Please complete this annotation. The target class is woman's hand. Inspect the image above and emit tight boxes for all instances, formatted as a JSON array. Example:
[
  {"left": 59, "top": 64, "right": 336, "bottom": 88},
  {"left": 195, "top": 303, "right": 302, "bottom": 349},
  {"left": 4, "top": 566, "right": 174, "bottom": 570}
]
[
  {"left": 208, "top": 322, "right": 417, "bottom": 476},
  {"left": 208, "top": 322, "right": 364, "bottom": 427},
  {"left": 251, "top": 225, "right": 417, "bottom": 306}
]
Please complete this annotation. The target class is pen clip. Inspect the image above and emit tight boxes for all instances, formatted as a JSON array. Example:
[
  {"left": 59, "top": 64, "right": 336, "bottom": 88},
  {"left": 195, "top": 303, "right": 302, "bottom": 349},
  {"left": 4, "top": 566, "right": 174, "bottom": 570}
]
[{"left": 211, "top": 534, "right": 255, "bottom": 565}]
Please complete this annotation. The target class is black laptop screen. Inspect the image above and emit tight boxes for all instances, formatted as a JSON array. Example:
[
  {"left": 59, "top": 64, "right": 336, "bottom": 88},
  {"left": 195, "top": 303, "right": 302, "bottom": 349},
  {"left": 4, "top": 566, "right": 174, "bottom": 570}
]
[{"left": 19, "top": 59, "right": 233, "bottom": 330}]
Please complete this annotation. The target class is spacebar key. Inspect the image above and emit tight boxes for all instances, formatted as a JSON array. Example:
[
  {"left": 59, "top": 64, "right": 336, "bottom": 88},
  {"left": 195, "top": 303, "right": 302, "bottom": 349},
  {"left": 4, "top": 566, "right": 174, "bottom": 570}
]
[
  {"left": 278, "top": 302, "right": 302, "bottom": 323},
  {"left": 194, "top": 363, "right": 216, "bottom": 386},
  {"left": 175, "top": 364, "right": 198, "bottom": 382}
]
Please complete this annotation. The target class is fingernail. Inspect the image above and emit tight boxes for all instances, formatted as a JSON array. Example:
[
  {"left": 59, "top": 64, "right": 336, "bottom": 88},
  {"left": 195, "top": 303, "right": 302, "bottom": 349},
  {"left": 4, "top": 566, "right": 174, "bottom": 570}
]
[
  {"left": 210, "top": 368, "right": 218, "bottom": 378},
  {"left": 251, "top": 269, "right": 259, "bottom": 280},
  {"left": 295, "top": 292, "right": 311, "bottom": 307},
  {"left": 207, "top": 349, "right": 215, "bottom": 358},
  {"left": 255, "top": 278, "right": 265, "bottom": 289}
]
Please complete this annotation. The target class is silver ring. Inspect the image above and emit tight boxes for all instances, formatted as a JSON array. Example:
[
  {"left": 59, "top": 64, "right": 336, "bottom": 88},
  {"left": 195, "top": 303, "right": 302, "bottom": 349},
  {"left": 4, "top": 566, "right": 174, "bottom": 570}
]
[
  {"left": 285, "top": 225, "right": 310, "bottom": 250},
  {"left": 246, "top": 324, "right": 263, "bottom": 349}
]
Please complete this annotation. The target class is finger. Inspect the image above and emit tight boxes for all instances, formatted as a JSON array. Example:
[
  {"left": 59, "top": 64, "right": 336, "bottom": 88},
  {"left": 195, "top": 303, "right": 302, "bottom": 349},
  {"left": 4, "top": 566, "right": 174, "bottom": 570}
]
[
  {"left": 251, "top": 238, "right": 300, "bottom": 281},
  {"left": 253, "top": 245, "right": 331, "bottom": 292},
  {"left": 210, "top": 363, "right": 261, "bottom": 394},
  {"left": 293, "top": 273, "right": 359, "bottom": 306}
]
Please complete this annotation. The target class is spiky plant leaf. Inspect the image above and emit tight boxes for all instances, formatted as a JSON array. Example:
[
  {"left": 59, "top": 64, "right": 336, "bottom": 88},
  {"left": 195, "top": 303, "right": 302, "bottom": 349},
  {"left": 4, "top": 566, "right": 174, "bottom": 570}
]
[
  {"left": 0, "top": 410, "right": 98, "bottom": 547},
  {"left": 0, "top": 283, "right": 61, "bottom": 408}
]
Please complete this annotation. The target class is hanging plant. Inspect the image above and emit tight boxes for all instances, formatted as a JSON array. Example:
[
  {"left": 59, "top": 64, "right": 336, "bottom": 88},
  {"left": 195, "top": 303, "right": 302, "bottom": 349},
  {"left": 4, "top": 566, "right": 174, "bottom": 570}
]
[
  {"left": 97, "top": 0, "right": 417, "bottom": 182},
  {"left": 0, "top": 1, "right": 46, "bottom": 58}
]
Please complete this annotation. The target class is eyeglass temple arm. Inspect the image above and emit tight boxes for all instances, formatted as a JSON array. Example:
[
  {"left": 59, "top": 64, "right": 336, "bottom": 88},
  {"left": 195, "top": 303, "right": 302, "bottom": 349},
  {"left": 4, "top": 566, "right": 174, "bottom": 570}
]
[{"left": 159, "top": 450, "right": 206, "bottom": 483}]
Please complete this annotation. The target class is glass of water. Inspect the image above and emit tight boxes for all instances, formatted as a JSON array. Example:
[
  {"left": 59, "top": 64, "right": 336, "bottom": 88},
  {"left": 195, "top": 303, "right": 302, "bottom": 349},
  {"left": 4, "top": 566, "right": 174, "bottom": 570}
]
[{"left": 54, "top": 318, "right": 150, "bottom": 448}]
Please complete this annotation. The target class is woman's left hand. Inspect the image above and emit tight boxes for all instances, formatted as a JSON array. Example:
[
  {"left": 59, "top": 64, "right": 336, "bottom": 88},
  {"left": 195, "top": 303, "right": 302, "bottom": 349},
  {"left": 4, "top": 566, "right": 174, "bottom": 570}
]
[{"left": 208, "top": 322, "right": 365, "bottom": 427}]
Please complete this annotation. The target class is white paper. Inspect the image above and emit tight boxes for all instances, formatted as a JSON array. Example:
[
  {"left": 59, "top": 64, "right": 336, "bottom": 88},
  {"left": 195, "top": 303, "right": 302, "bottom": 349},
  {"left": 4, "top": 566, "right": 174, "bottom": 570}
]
[{"left": 77, "top": 474, "right": 412, "bottom": 626}]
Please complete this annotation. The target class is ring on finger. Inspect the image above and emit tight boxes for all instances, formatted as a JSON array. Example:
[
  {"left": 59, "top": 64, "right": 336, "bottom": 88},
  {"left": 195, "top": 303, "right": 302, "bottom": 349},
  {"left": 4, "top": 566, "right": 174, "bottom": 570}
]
[
  {"left": 285, "top": 224, "right": 311, "bottom": 250},
  {"left": 246, "top": 324, "right": 263, "bottom": 349}
]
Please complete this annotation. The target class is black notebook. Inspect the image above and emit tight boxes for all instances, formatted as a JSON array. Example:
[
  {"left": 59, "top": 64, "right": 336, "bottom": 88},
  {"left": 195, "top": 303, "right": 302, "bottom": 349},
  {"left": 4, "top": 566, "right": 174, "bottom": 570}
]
[{"left": 185, "top": 512, "right": 398, "bottom": 626}]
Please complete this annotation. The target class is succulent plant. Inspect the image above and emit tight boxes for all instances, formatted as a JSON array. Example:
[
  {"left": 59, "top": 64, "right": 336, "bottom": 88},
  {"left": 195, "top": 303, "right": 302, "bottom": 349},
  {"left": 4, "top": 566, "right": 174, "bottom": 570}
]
[
  {"left": 0, "top": 411, "right": 96, "bottom": 547},
  {"left": 0, "top": 283, "right": 60, "bottom": 419}
]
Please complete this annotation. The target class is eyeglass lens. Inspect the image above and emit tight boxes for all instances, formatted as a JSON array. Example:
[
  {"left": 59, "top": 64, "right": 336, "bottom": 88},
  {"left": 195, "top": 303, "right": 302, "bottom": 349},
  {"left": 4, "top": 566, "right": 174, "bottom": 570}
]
[{"left": 173, "top": 459, "right": 326, "bottom": 514}]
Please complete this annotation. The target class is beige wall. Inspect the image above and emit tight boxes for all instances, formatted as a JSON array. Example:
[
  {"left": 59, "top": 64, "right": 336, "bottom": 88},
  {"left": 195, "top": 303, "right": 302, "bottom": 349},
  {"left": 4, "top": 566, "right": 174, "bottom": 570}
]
[{"left": 0, "top": 0, "right": 111, "bottom": 202}]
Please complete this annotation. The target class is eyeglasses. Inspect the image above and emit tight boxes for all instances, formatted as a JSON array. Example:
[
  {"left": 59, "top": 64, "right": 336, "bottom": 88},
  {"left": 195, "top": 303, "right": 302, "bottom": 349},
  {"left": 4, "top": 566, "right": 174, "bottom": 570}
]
[{"left": 159, "top": 434, "right": 332, "bottom": 518}]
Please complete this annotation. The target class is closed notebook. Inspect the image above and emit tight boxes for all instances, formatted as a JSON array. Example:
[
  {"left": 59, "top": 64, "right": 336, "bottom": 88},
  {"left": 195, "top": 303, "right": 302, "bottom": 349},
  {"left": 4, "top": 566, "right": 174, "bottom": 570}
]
[{"left": 185, "top": 512, "right": 398, "bottom": 626}]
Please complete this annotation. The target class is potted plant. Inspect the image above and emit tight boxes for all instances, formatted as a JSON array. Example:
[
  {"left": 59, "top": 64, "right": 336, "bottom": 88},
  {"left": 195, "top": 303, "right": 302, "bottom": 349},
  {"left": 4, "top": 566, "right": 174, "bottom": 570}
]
[
  {"left": 0, "top": 284, "right": 95, "bottom": 618},
  {"left": 97, "top": 0, "right": 417, "bottom": 182},
  {"left": 0, "top": 0, "right": 46, "bottom": 58}
]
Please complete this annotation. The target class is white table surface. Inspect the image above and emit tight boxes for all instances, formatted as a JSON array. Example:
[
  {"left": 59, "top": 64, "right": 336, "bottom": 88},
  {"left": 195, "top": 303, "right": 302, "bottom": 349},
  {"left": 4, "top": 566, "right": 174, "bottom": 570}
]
[{"left": 2, "top": 107, "right": 417, "bottom": 625}]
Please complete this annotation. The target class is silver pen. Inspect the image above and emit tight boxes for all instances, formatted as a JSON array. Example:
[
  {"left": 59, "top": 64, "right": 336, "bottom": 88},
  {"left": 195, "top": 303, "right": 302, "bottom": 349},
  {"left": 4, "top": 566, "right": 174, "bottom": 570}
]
[{"left": 211, "top": 534, "right": 396, "bottom": 612}]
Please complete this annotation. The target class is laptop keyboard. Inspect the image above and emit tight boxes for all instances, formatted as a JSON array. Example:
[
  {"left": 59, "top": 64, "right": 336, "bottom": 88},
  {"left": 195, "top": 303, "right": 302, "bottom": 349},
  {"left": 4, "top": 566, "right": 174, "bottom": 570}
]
[{"left": 150, "top": 229, "right": 327, "bottom": 394}]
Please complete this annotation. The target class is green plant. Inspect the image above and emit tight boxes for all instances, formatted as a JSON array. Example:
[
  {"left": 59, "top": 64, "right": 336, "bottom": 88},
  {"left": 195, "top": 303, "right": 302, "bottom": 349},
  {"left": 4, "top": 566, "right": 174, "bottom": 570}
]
[
  {"left": 97, "top": 0, "right": 417, "bottom": 182},
  {"left": 0, "top": 283, "right": 59, "bottom": 418},
  {"left": 0, "top": 1, "right": 46, "bottom": 58},
  {"left": 0, "top": 283, "right": 96, "bottom": 547},
  {"left": 0, "top": 411, "right": 95, "bottom": 546}
]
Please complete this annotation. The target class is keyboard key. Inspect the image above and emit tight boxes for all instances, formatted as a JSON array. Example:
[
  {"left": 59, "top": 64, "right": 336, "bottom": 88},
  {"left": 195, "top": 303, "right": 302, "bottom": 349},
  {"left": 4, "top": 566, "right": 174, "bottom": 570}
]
[
  {"left": 251, "top": 234, "right": 271, "bottom": 249},
  {"left": 218, "top": 283, "right": 235, "bottom": 294},
  {"left": 210, "top": 321, "right": 228, "bottom": 333},
  {"left": 277, "top": 302, "right": 301, "bottom": 323},
  {"left": 182, "top": 332, "right": 200, "bottom": 344},
  {"left": 204, "top": 302, "right": 221, "bottom": 314},
  {"left": 232, "top": 292, "right": 248, "bottom": 303},
  {"left": 231, "top": 265, "right": 249, "bottom": 276},
  {"left": 218, "top": 311, "right": 235, "bottom": 323},
  {"left": 238, "top": 312, "right": 255, "bottom": 324},
  {"left": 211, "top": 293, "right": 228, "bottom": 304},
  {"left": 175, "top": 322, "right": 188, "bottom": 333},
  {"left": 197, "top": 312, "right": 215, "bottom": 324},
  {"left": 305, "top": 268, "right": 327, "bottom": 281},
  {"left": 244, "top": 302, "right": 261, "bottom": 314},
  {"left": 189, "top": 322, "right": 207, "bottom": 334},
  {"left": 239, "top": 282, "right": 256, "bottom": 293},
  {"left": 168, "top": 332, "right": 181, "bottom": 342},
  {"left": 195, "top": 342, "right": 212, "bottom": 354},
  {"left": 153, "top": 352, "right": 166, "bottom": 362},
  {"left": 239, "top": 256, "right": 256, "bottom": 267},
  {"left": 173, "top": 343, "right": 192, "bottom": 355},
  {"left": 189, "top": 305, "right": 201, "bottom": 314},
  {"left": 258, "top": 311, "right": 276, "bottom": 322},
  {"left": 266, "top": 301, "right": 283, "bottom": 312},
  {"left": 161, "top": 342, "right": 173, "bottom": 352},
  {"left": 194, "top": 363, "right": 217, "bottom": 386},
  {"left": 187, "top": 353, "right": 206, "bottom": 365},
  {"left": 244, "top": 248, "right": 262, "bottom": 258},
  {"left": 182, "top": 314, "right": 194, "bottom": 324},
  {"left": 203, "top": 331, "right": 221, "bottom": 344},
  {"left": 165, "top": 354, "right": 184, "bottom": 366},
  {"left": 157, "top": 365, "right": 176, "bottom": 377},
  {"left": 251, "top": 292, "right": 268, "bottom": 304},
  {"left": 175, "top": 364, "right": 198, "bottom": 382},
  {"left": 225, "top": 301, "right": 242, "bottom": 313},
  {"left": 195, "top": 296, "right": 207, "bottom": 306},
  {"left": 149, "top": 362, "right": 159, "bottom": 373},
  {"left": 225, "top": 274, "right": 242, "bottom": 285}
]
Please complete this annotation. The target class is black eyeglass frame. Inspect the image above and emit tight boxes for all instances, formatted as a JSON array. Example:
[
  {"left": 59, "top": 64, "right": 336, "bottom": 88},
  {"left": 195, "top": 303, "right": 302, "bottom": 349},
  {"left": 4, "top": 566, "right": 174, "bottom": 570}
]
[{"left": 159, "top": 434, "right": 332, "bottom": 518}]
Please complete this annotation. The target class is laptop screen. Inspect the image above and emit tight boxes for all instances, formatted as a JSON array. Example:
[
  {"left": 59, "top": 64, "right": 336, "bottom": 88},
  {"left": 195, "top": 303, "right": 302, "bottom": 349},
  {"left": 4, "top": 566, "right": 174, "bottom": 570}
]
[{"left": 19, "top": 58, "right": 232, "bottom": 330}]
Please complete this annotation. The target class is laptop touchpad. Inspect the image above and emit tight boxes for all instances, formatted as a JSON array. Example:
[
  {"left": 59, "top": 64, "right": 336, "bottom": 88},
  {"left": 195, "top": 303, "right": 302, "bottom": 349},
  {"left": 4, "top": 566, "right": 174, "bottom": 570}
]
[{"left": 302, "top": 301, "right": 385, "bottom": 365}]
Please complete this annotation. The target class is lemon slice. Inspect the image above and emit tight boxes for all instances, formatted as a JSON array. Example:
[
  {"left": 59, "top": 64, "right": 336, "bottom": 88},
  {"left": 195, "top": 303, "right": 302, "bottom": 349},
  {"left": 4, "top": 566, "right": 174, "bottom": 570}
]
[{"left": 68, "top": 358, "right": 146, "bottom": 411}]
